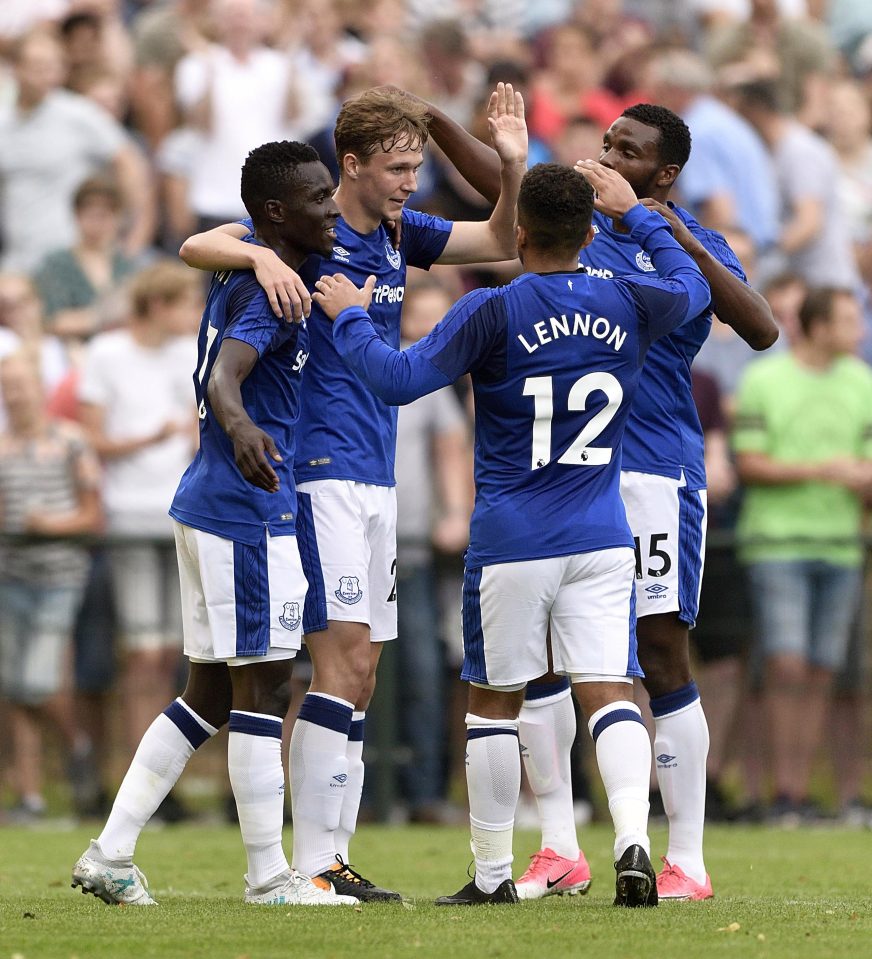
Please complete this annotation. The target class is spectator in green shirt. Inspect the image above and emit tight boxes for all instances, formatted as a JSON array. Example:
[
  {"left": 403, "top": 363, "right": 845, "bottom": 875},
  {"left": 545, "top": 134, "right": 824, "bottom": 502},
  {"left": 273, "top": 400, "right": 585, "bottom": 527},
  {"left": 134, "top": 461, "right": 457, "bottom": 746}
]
[
  {"left": 733, "top": 286, "right": 872, "bottom": 823},
  {"left": 34, "top": 177, "right": 139, "bottom": 344}
]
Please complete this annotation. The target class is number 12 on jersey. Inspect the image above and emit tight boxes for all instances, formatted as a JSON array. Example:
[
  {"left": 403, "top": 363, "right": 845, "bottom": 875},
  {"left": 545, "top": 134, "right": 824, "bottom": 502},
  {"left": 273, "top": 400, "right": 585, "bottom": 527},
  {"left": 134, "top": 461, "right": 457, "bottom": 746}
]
[{"left": 524, "top": 372, "right": 623, "bottom": 470}]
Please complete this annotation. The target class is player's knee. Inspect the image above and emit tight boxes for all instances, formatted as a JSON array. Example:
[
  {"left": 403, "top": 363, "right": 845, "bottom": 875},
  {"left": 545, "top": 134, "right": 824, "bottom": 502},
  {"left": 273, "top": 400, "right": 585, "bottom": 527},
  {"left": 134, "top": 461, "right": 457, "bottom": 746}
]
[
  {"left": 232, "top": 661, "right": 294, "bottom": 717},
  {"left": 308, "top": 623, "right": 372, "bottom": 699},
  {"left": 639, "top": 646, "right": 691, "bottom": 698},
  {"left": 183, "top": 664, "right": 232, "bottom": 728},
  {"left": 638, "top": 619, "right": 691, "bottom": 696},
  {"left": 356, "top": 672, "right": 377, "bottom": 711}
]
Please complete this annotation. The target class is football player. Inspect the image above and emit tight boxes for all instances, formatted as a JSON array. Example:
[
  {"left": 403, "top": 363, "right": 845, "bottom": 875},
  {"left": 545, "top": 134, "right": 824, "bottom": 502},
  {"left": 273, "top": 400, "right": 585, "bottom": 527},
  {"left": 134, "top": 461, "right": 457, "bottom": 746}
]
[
  {"left": 72, "top": 142, "right": 356, "bottom": 908},
  {"left": 313, "top": 160, "right": 710, "bottom": 906},
  {"left": 417, "top": 98, "right": 778, "bottom": 901}
]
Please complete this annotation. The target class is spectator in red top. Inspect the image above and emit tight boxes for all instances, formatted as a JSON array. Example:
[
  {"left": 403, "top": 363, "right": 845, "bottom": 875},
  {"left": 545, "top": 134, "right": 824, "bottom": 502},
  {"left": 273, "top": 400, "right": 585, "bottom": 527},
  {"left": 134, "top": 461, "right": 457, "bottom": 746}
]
[{"left": 528, "top": 24, "right": 622, "bottom": 145}]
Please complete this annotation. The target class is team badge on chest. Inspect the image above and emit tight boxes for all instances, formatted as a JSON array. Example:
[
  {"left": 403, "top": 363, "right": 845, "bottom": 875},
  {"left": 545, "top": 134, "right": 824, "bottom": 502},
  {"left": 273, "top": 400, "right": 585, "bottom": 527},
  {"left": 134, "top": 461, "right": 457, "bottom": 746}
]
[{"left": 385, "top": 241, "right": 401, "bottom": 270}]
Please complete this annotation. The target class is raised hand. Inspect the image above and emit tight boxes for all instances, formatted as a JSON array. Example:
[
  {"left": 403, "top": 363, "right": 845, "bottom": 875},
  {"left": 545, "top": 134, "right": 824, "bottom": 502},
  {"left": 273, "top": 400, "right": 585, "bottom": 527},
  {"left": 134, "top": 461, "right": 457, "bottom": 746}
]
[
  {"left": 487, "top": 82, "right": 527, "bottom": 168},
  {"left": 313, "top": 273, "right": 377, "bottom": 321},
  {"left": 574, "top": 160, "right": 638, "bottom": 220}
]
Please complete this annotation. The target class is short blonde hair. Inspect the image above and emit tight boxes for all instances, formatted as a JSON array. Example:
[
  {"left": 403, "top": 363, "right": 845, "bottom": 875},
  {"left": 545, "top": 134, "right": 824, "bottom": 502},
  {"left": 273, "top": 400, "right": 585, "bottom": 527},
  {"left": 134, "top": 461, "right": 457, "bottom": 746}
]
[{"left": 334, "top": 88, "right": 430, "bottom": 167}]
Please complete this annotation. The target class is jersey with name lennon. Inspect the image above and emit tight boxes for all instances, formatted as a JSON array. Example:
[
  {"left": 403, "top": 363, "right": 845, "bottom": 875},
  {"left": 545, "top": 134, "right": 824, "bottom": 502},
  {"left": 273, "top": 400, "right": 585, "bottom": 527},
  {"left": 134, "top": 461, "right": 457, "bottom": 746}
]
[
  {"left": 171, "top": 240, "right": 309, "bottom": 546},
  {"left": 331, "top": 206, "right": 711, "bottom": 567},
  {"left": 578, "top": 205, "right": 745, "bottom": 491}
]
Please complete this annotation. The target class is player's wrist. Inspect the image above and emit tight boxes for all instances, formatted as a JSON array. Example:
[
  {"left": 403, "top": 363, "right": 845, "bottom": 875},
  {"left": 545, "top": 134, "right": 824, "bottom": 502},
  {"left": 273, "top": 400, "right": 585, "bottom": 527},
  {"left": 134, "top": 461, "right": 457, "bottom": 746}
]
[
  {"left": 335, "top": 304, "right": 370, "bottom": 322},
  {"left": 619, "top": 203, "right": 647, "bottom": 227},
  {"left": 249, "top": 244, "right": 279, "bottom": 270}
]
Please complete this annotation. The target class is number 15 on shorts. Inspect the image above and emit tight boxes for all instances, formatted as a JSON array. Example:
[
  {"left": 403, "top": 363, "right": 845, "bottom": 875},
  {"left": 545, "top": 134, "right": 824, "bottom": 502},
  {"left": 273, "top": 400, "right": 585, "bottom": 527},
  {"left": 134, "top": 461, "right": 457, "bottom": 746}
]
[{"left": 633, "top": 533, "right": 672, "bottom": 580}]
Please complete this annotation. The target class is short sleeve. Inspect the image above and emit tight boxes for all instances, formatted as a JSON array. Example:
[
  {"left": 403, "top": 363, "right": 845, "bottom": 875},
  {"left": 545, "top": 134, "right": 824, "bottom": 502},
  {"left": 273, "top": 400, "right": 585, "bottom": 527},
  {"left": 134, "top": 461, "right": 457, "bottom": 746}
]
[
  {"left": 71, "top": 96, "right": 126, "bottom": 165},
  {"left": 175, "top": 52, "right": 209, "bottom": 111},
  {"left": 699, "top": 228, "right": 747, "bottom": 284},
  {"left": 223, "top": 278, "right": 280, "bottom": 357},
  {"left": 400, "top": 208, "right": 453, "bottom": 270}
]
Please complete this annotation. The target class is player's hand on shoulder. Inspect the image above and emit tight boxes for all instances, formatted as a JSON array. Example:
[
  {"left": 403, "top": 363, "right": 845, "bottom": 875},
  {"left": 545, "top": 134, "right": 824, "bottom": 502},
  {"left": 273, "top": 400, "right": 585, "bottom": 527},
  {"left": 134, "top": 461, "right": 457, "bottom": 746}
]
[
  {"left": 228, "top": 422, "right": 283, "bottom": 493},
  {"left": 575, "top": 160, "right": 637, "bottom": 220},
  {"left": 251, "top": 246, "right": 311, "bottom": 323},
  {"left": 313, "top": 274, "right": 377, "bottom": 321},
  {"left": 639, "top": 199, "right": 702, "bottom": 253},
  {"left": 487, "top": 82, "right": 527, "bottom": 168}
]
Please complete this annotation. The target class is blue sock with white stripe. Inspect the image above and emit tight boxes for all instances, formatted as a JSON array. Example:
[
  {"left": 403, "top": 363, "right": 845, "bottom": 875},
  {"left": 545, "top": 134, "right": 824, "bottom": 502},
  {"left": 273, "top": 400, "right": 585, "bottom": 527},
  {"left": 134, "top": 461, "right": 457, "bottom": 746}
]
[
  {"left": 97, "top": 697, "right": 218, "bottom": 861},
  {"left": 289, "top": 693, "right": 353, "bottom": 876},
  {"left": 465, "top": 713, "right": 520, "bottom": 894},
  {"left": 228, "top": 710, "right": 289, "bottom": 889},
  {"left": 519, "top": 678, "right": 579, "bottom": 859},
  {"left": 650, "top": 680, "right": 709, "bottom": 884},
  {"left": 587, "top": 701, "right": 651, "bottom": 861}
]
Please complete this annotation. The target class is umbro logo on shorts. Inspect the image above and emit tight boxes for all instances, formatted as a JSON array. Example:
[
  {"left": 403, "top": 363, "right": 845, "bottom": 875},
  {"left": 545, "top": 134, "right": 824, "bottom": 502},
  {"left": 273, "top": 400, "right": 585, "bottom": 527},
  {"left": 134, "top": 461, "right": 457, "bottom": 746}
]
[{"left": 645, "top": 583, "right": 668, "bottom": 595}]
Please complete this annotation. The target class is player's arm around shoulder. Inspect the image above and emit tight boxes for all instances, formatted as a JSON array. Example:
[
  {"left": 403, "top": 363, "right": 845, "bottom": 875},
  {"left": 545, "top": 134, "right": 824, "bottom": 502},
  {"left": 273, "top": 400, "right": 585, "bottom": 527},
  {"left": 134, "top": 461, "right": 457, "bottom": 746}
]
[
  {"left": 436, "top": 82, "right": 527, "bottom": 266},
  {"left": 640, "top": 199, "right": 778, "bottom": 351},
  {"left": 179, "top": 221, "right": 312, "bottom": 323}
]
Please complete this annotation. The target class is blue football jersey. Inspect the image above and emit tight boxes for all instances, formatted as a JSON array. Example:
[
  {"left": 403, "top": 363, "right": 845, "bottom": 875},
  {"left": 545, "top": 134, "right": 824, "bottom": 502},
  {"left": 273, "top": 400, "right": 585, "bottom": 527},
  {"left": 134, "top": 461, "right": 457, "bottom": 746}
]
[
  {"left": 578, "top": 204, "right": 746, "bottom": 490},
  {"left": 332, "top": 205, "right": 711, "bottom": 567},
  {"left": 170, "top": 248, "right": 310, "bottom": 546},
  {"left": 294, "top": 207, "right": 452, "bottom": 486}
]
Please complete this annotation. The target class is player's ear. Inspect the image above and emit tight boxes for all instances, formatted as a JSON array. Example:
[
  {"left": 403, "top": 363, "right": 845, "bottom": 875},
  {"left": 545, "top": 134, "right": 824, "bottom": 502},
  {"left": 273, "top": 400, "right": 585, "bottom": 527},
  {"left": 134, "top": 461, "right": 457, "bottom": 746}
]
[
  {"left": 516, "top": 223, "right": 527, "bottom": 254},
  {"left": 578, "top": 224, "right": 596, "bottom": 250},
  {"left": 264, "top": 199, "right": 285, "bottom": 223},
  {"left": 342, "top": 152, "right": 361, "bottom": 180},
  {"left": 656, "top": 163, "right": 680, "bottom": 190}
]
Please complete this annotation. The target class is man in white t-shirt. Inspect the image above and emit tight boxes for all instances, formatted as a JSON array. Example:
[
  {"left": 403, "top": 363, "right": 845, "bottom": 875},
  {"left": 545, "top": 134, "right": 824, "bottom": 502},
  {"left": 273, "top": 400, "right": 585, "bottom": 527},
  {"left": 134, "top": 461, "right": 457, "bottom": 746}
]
[
  {"left": 174, "top": 0, "right": 297, "bottom": 229},
  {"left": 79, "top": 261, "right": 201, "bottom": 753}
]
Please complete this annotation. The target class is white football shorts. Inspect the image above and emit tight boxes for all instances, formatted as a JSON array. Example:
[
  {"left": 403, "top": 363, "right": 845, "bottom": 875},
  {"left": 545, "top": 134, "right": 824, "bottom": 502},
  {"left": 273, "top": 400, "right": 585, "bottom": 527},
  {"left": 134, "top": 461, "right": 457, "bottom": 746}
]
[
  {"left": 173, "top": 521, "right": 305, "bottom": 664},
  {"left": 619, "top": 470, "right": 707, "bottom": 626},
  {"left": 295, "top": 479, "right": 398, "bottom": 642},
  {"left": 461, "top": 546, "right": 640, "bottom": 688}
]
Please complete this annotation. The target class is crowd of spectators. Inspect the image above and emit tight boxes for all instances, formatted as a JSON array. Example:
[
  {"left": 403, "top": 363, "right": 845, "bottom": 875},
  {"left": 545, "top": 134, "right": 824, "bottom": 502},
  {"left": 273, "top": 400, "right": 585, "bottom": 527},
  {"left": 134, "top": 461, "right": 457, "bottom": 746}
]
[{"left": 1, "top": 0, "right": 871, "bottom": 828}]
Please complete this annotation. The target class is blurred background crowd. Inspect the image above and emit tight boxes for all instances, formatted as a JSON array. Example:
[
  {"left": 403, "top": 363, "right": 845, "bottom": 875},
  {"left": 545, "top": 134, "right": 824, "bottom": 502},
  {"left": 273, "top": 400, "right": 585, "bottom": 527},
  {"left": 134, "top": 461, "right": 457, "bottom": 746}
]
[{"left": 1, "top": 0, "right": 871, "bottom": 832}]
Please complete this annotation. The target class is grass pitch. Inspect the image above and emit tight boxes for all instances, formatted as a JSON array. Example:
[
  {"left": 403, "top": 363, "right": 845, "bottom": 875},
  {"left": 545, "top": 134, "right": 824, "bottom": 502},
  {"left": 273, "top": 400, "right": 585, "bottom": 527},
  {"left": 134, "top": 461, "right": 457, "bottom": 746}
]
[{"left": 1, "top": 823, "right": 870, "bottom": 959}]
